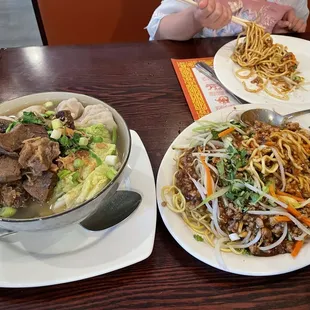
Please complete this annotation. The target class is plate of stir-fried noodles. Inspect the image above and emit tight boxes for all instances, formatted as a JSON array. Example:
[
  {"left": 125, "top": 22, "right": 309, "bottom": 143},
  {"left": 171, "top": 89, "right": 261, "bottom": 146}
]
[
  {"left": 214, "top": 22, "right": 310, "bottom": 104},
  {"left": 157, "top": 103, "right": 310, "bottom": 275}
]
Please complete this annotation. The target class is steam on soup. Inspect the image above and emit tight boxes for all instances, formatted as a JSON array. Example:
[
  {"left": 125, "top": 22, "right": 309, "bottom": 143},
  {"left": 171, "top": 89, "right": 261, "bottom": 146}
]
[{"left": 0, "top": 98, "right": 119, "bottom": 219}]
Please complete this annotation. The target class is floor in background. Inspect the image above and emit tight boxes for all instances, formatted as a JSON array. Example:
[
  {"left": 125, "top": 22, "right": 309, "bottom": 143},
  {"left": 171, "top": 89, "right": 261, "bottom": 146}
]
[{"left": 0, "top": 0, "right": 42, "bottom": 48}]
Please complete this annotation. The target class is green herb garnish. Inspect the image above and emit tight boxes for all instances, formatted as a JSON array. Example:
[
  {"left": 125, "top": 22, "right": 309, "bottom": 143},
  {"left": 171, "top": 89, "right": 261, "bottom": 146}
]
[
  {"left": 21, "top": 112, "right": 44, "bottom": 125},
  {"left": 193, "top": 234, "right": 204, "bottom": 242},
  {"left": 57, "top": 132, "right": 88, "bottom": 156},
  {"left": 211, "top": 130, "right": 219, "bottom": 139}
]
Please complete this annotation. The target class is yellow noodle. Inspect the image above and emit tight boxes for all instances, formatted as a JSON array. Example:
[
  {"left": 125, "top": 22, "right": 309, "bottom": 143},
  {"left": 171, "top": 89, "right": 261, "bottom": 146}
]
[{"left": 231, "top": 22, "right": 304, "bottom": 100}]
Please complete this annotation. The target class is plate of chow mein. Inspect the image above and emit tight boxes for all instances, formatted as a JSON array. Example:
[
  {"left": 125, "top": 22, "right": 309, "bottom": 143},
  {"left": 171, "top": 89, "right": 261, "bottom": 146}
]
[
  {"left": 157, "top": 103, "right": 310, "bottom": 276},
  {"left": 214, "top": 23, "right": 310, "bottom": 104}
]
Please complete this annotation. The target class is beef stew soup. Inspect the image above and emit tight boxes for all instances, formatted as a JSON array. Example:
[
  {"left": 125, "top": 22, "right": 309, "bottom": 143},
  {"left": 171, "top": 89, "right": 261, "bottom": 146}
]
[{"left": 0, "top": 98, "right": 120, "bottom": 219}]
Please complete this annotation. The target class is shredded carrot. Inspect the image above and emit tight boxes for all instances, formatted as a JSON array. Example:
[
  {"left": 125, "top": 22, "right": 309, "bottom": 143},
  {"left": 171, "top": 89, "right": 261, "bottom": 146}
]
[
  {"left": 291, "top": 240, "right": 304, "bottom": 258},
  {"left": 274, "top": 215, "right": 291, "bottom": 222},
  {"left": 218, "top": 127, "right": 235, "bottom": 138},
  {"left": 287, "top": 205, "right": 310, "bottom": 227},
  {"left": 270, "top": 186, "right": 310, "bottom": 226},
  {"left": 287, "top": 205, "right": 301, "bottom": 217},
  {"left": 265, "top": 141, "right": 275, "bottom": 146},
  {"left": 276, "top": 190, "right": 305, "bottom": 202},
  {"left": 200, "top": 156, "right": 213, "bottom": 196},
  {"left": 269, "top": 183, "right": 277, "bottom": 199}
]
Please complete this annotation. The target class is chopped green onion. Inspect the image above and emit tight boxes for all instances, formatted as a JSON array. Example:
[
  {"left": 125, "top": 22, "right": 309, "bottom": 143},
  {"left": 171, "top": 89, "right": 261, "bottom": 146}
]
[
  {"left": 72, "top": 171, "right": 80, "bottom": 183},
  {"left": 5, "top": 121, "right": 18, "bottom": 133},
  {"left": 45, "top": 110, "right": 55, "bottom": 116},
  {"left": 44, "top": 101, "right": 54, "bottom": 108},
  {"left": 90, "top": 151, "right": 102, "bottom": 166},
  {"left": 92, "top": 136, "right": 104, "bottom": 143},
  {"left": 79, "top": 137, "right": 89, "bottom": 146},
  {"left": 60, "top": 135, "right": 70, "bottom": 147},
  {"left": 50, "top": 129, "right": 62, "bottom": 140},
  {"left": 57, "top": 169, "right": 71, "bottom": 179},
  {"left": 105, "top": 155, "right": 118, "bottom": 166},
  {"left": 112, "top": 127, "right": 117, "bottom": 144},
  {"left": 52, "top": 119, "right": 63, "bottom": 130},
  {"left": 0, "top": 206, "right": 17, "bottom": 218},
  {"left": 106, "top": 168, "right": 117, "bottom": 180},
  {"left": 73, "top": 158, "right": 84, "bottom": 169},
  {"left": 288, "top": 233, "right": 292, "bottom": 241}
]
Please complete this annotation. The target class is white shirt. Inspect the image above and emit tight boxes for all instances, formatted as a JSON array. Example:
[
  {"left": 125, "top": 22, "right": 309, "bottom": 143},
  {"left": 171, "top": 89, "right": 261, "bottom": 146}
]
[{"left": 146, "top": 0, "right": 309, "bottom": 40}]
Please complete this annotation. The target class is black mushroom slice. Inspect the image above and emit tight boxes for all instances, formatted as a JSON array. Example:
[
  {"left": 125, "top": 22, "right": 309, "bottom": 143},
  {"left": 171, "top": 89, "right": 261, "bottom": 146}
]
[
  {"left": 56, "top": 110, "right": 75, "bottom": 129},
  {"left": 0, "top": 155, "right": 22, "bottom": 183},
  {"left": 19, "top": 137, "right": 60, "bottom": 176},
  {"left": 0, "top": 124, "right": 48, "bottom": 152},
  {"left": 23, "top": 171, "right": 57, "bottom": 202},
  {"left": 0, "top": 181, "right": 29, "bottom": 208}
]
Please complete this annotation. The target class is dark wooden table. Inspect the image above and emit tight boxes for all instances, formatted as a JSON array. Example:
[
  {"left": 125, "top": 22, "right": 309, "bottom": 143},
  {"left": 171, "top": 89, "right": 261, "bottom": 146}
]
[{"left": 1, "top": 33, "right": 310, "bottom": 310}]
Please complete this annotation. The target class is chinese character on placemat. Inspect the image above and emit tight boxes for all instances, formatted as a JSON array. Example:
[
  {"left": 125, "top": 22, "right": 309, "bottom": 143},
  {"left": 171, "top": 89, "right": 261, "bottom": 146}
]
[{"left": 171, "top": 58, "right": 239, "bottom": 120}]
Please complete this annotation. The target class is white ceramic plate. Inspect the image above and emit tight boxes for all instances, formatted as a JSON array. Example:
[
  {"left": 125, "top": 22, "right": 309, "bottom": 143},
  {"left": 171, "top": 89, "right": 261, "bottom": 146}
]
[
  {"left": 214, "top": 35, "right": 310, "bottom": 105},
  {"left": 0, "top": 130, "right": 156, "bottom": 288},
  {"left": 156, "top": 103, "right": 310, "bottom": 276}
]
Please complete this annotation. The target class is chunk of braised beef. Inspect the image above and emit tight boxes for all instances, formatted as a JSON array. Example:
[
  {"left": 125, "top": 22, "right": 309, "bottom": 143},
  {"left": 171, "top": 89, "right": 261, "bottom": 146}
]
[
  {"left": 56, "top": 110, "right": 75, "bottom": 129},
  {"left": 23, "top": 171, "right": 57, "bottom": 202},
  {"left": 0, "top": 155, "right": 21, "bottom": 183},
  {"left": 0, "top": 124, "right": 48, "bottom": 152},
  {"left": 19, "top": 137, "right": 60, "bottom": 176},
  {"left": 0, "top": 181, "right": 29, "bottom": 208}
]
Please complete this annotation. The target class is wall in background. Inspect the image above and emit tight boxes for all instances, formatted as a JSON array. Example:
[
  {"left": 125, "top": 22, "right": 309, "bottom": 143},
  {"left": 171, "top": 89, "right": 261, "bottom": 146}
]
[
  {"left": 36, "top": 0, "right": 310, "bottom": 46},
  {"left": 37, "top": 0, "right": 159, "bottom": 45},
  {"left": 307, "top": 0, "right": 310, "bottom": 32}
]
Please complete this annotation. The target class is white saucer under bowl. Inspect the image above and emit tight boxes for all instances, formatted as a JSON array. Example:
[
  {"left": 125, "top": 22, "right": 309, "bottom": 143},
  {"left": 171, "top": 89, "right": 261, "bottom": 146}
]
[{"left": 0, "top": 130, "right": 156, "bottom": 288}]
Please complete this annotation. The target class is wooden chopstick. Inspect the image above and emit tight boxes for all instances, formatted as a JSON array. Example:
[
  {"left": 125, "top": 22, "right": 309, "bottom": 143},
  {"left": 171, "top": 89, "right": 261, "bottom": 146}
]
[
  {"left": 178, "top": 0, "right": 199, "bottom": 5},
  {"left": 177, "top": 0, "right": 248, "bottom": 27},
  {"left": 232, "top": 16, "right": 248, "bottom": 27}
]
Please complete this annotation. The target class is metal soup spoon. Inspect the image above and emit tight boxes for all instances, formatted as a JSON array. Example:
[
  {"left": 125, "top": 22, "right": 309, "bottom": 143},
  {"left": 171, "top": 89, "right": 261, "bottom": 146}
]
[
  {"left": 80, "top": 190, "right": 142, "bottom": 231},
  {"left": 240, "top": 108, "right": 310, "bottom": 127}
]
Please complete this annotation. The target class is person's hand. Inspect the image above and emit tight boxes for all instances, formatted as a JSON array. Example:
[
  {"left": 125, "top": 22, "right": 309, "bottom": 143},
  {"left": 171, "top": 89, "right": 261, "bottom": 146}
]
[
  {"left": 273, "top": 9, "right": 307, "bottom": 33},
  {"left": 193, "top": 0, "right": 232, "bottom": 30},
  {"left": 273, "top": 20, "right": 291, "bottom": 34}
]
